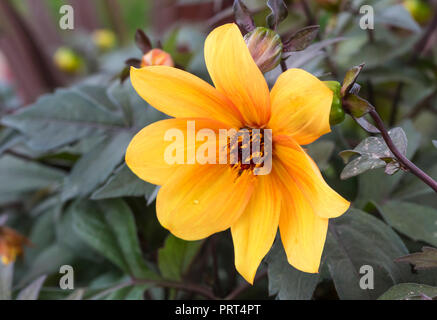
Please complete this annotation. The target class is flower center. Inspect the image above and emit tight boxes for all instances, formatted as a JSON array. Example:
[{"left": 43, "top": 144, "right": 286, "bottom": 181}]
[{"left": 227, "top": 127, "right": 272, "bottom": 176}]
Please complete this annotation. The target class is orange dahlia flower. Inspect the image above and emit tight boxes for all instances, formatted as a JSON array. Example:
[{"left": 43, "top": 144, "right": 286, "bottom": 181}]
[
  {"left": 126, "top": 23, "right": 350, "bottom": 284},
  {"left": 141, "top": 48, "right": 174, "bottom": 68},
  {"left": 0, "top": 226, "right": 30, "bottom": 265}
]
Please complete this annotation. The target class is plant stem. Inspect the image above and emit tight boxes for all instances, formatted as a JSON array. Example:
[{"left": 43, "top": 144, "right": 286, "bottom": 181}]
[
  {"left": 224, "top": 270, "right": 268, "bottom": 300},
  {"left": 388, "top": 11, "right": 437, "bottom": 125},
  {"left": 89, "top": 281, "right": 134, "bottom": 300},
  {"left": 410, "top": 10, "right": 437, "bottom": 64},
  {"left": 90, "top": 277, "right": 218, "bottom": 300},
  {"left": 368, "top": 108, "right": 437, "bottom": 193},
  {"left": 299, "top": 0, "right": 339, "bottom": 78},
  {"left": 210, "top": 236, "right": 222, "bottom": 296},
  {"left": 280, "top": 59, "right": 288, "bottom": 72},
  {"left": 389, "top": 82, "right": 404, "bottom": 127},
  {"left": 133, "top": 278, "right": 218, "bottom": 300},
  {"left": 301, "top": 0, "right": 315, "bottom": 25}
]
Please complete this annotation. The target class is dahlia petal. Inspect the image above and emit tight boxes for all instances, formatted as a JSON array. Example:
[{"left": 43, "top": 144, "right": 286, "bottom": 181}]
[
  {"left": 204, "top": 23, "right": 271, "bottom": 127},
  {"left": 157, "top": 165, "right": 255, "bottom": 241},
  {"left": 275, "top": 135, "right": 350, "bottom": 219},
  {"left": 231, "top": 173, "right": 281, "bottom": 284},
  {"left": 269, "top": 68, "right": 333, "bottom": 145},
  {"left": 130, "top": 66, "right": 243, "bottom": 128},
  {"left": 270, "top": 158, "right": 328, "bottom": 273},
  {"left": 125, "top": 118, "right": 231, "bottom": 185}
]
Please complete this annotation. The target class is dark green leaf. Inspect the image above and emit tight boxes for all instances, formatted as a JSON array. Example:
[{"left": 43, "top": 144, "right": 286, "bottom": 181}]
[
  {"left": 158, "top": 235, "right": 202, "bottom": 281},
  {"left": 341, "top": 64, "right": 364, "bottom": 97},
  {"left": 61, "top": 131, "right": 132, "bottom": 201},
  {"left": 343, "top": 94, "right": 373, "bottom": 118},
  {"left": 1, "top": 86, "right": 125, "bottom": 151},
  {"left": 353, "top": 116, "right": 380, "bottom": 134},
  {"left": 326, "top": 209, "right": 409, "bottom": 299},
  {"left": 284, "top": 37, "right": 345, "bottom": 67},
  {"left": 266, "top": 240, "right": 319, "bottom": 300},
  {"left": 107, "top": 81, "right": 166, "bottom": 128},
  {"left": 125, "top": 58, "right": 141, "bottom": 68},
  {"left": 16, "top": 275, "right": 47, "bottom": 300},
  {"left": 72, "top": 199, "right": 156, "bottom": 279},
  {"left": 91, "top": 164, "right": 157, "bottom": 201},
  {"left": 355, "top": 121, "right": 421, "bottom": 207},
  {"left": 0, "top": 155, "right": 64, "bottom": 195},
  {"left": 0, "top": 128, "right": 24, "bottom": 154},
  {"left": 378, "top": 201, "right": 437, "bottom": 247},
  {"left": 233, "top": 0, "right": 255, "bottom": 33},
  {"left": 56, "top": 202, "right": 101, "bottom": 262},
  {"left": 65, "top": 289, "right": 85, "bottom": 300},
  {"left": 394, "top": 164, "right": 437, "bottom": 200},
  {"left": 376, "top": 5, "right": 421, "bottom": 33},
  {"left": 340, "top": 155, "right": 386, "bottom": 180},
  {"left": 135, "top": 29, "right": 152, "bottom": 54},
  {"left": 378, "top": 283, "right": 437, "bottom": 300},
  {"left": 396, "top": 247, "right": 437, "bottom": 270},
  {"left": 339, "top": 127, "right": 407, "bottom": 179},
  {"left": 18, "top": 244, "right": 75, "bottom": 288},
  {"left": 105, "top": 284, "right": 148, "bottom": 300},
  {"left": 0, "top": 262, "right": 13, "bottom": 300},
  {"left": 306, "top": 140, "right": 335, "bottom": 171},
  {"left": 283, "top": 25, "right": 319, "bottom": 52},
  {"left": 266, "top": 0, "right": 288, "bottom": 30}
]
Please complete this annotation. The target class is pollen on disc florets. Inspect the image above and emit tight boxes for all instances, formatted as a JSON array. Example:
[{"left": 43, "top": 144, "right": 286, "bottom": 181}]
[{"left": 227, "top": 127, "right": 270, "bottom": 176}]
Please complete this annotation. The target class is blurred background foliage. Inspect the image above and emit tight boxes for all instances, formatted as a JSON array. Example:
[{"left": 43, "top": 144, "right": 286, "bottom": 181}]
[{"left": 0, "top": 0, "right": 437, "bottom": 300}]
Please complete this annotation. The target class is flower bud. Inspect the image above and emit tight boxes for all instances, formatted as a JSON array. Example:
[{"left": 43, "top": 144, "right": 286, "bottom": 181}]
[
  {"left": 53, "top": 47, "right": 83, "bottom": 74},
  {"left": 141, "top": 48, "right": 174, "bottom": 68},
  {"left": 244, "top": 27, "right": 283, "bottom": 73},
  {"left": 92, "top": 29, "right": 117, "bottom": 51},
  {"left": 324, "top": 81, "right": 345, "bottom": 126},
  {"left": 403, "top": 0, "right": 432, "bottom": 24},
  {"left": 0, "top": 226, "right": 30, "bottom": 265}
]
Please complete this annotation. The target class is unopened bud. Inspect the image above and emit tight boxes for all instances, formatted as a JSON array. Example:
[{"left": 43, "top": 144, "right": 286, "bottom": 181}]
[
  {"left": 141, "top": 49, "right": 174, "bottom": 68},
  {"left": 53, "top": 47, "right": 83, "bottom": 73},
  {"left": 404, "top": 0, "right": 432, "bottom": 25},
  {"left": 92, "top": 29, "right": 117, "bottom": 51},
  {"left": 324, "top": 81, "right": 345, "bottom": 126},
  {"left": 244, "top": 27, "right": 283, "bottom": 73}
]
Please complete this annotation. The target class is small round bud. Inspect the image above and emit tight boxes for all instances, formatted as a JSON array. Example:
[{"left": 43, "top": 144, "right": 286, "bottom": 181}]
[
  {"left": 244, "top": 27, "right": 283, "bottom": 73},
  {"left": 53, "top": 47, "right": 83, "bottom": 73},
  {"left": 141, "top": 49, "right": 174, "bottom": 68},
  {"left": 92, "top": 29, "right": 117, "bottom": 51},
  {"left": 324, "top": 81, "right": 345, "bottom": 126},
  {"left": 403, "top": 0, "right": 432, "bottom": 24}
]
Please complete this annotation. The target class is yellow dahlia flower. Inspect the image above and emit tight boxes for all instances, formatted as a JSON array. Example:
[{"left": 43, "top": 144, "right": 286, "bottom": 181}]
[{"left": 126, "top": 23, "right": 350, "bottom": 284}]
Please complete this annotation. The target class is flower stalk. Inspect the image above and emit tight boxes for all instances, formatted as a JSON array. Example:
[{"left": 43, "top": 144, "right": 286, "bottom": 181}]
[{"left": 367, "top": 108, "right": 437, "bottom": 193}]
